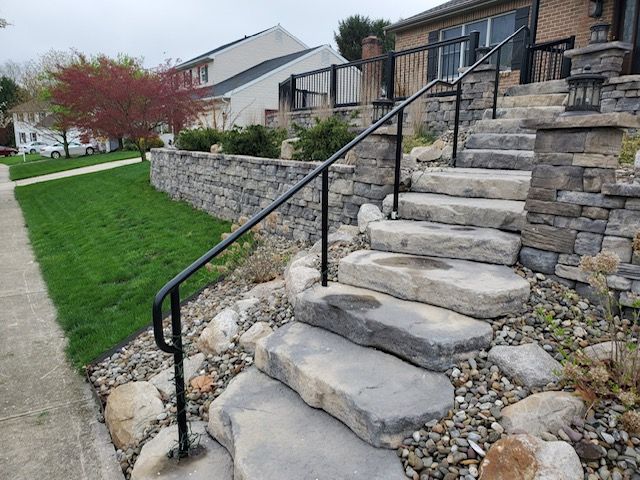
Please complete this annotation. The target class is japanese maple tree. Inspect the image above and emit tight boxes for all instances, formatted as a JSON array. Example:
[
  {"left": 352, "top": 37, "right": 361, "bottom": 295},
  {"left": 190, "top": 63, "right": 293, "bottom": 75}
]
[{"left": 51, "top": 56, "right": 205, "bottom": 160}]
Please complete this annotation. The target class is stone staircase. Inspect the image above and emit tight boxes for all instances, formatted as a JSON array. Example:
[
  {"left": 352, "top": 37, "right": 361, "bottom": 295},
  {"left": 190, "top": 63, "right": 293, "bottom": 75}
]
[{"left": 204, "top": 82, "right": 570, "bottom": 478}]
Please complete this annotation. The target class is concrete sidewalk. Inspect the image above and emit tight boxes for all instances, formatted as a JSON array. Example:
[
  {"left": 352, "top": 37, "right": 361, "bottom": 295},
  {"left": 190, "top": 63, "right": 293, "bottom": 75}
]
[
  {"left": 0, "top": 164, "right": 122, "bottom": 479},
  {"left": 14, "top": 157, "right": 142, "bottom": 186}
]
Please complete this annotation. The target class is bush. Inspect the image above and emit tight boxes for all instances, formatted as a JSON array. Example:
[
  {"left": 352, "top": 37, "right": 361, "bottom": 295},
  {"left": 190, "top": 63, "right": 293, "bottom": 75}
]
[
  {"left": 123, "top": 136, "right": 164, "bottom": 151},
  {"left": 620, "top": 133, "right": 640, "bottom": 164},
  {"left": 220, "top": 125, "right": 287, "bottom": 159},
  {"left": 176, "top": 128, "right": 224, "bottom": 152},
  {"left": 293, "top": 116, "right": 356, "bottom": 161}
]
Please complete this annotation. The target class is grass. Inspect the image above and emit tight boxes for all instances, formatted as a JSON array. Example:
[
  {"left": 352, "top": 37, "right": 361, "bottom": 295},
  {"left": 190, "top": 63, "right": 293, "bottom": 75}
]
[
  {"left": 9, "top": 151, "right": 141, "bottom": 181},
  {"left": 16, "top": 162, "right": 247, "bottom": 368},
  {"left": 0, "top": 153, "right": 43, "bottom": 166}
]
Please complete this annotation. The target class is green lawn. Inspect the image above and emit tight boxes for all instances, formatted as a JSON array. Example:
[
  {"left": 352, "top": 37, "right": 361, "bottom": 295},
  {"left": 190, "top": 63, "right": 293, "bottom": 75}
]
[
  {"left": 0, "top": 153, "right": 43, "bottom": 166},
  {"left": 9, "top": 151, "right": 141, "bottom": 181},
  {"left": 16, "top": 162, "right": 245, "bottom": 367}
]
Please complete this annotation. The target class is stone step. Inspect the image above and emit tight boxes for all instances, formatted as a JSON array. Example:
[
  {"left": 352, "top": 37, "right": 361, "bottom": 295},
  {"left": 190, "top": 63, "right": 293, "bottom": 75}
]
[
  {"left": 338, "top": 250, "right": 530, "bottom": 318},
  {"left": 411, "top": 168, "right": 531, "bottom": 201},
  {"left": 295, "top": 282, "right": 493, "bottom": 371},
  {"left": 473, "top": 118, "right": 534, "bottom": 135},
  {"left": 384, "top": 192, "right": 526, "bottom": 232},
  {"left": 369, "top": 220, "right": 521, "bottom": 265},
  {"left": 208, "top": 367, "right": 405, "bottom": 479},
  {"left": 255, "top": 322, "right": 454, "bottom": 448},
  {"left": 485, "top": 106, "right": 564, "bottom": 120},
  {"left": 465, "top": 133, "right": 536, "bottom": 151},
  {"left": 456, "top": 149, "right": 535, "bottom": 170},
  {"left": 497, "top": 93, "right": 567, "bottom": 108},
  {"left": 505, "top": 79, "right": 569, "bottom": 96}
]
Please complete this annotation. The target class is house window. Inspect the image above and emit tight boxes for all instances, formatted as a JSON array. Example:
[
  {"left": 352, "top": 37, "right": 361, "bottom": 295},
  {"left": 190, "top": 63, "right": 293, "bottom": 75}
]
[
  {"left": 27, "top": 112, "right": 35, "bottom": 122},
  {"left": 199, "top": 65, "right": 208, "bottom": 84},
  {"left": 19, "top": 132, "right": 26, "bottom": 143},
  {"left": 440, "top": 11, "right": 516, "bottom": 77},
  {"left": 30, "top": 133, "right": 37, "bottom": 141},
  {"left": 183, "top": 70, "right": 193, "bottom": 86}
]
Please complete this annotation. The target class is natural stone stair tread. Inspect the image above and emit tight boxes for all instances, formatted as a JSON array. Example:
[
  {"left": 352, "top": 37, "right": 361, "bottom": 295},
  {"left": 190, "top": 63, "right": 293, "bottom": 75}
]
[
  {"left": 497, "top": 93, "right": 567, "bottom": 108},
  {"left": 338, "top": 249, "right": 530, "bottom": 318},
  {"left": 411, "top": 168, "right": 531, "bottom": 201},
  {"left": 473, "top": 118, "right": 534, "bottom": 134},
  {"left": 295, "top": 282, "right": 493, "bottom": 371},
  {"left": 255, "top": 322, "right": 454, "bottom": 448},
  {"left": 456, "top": 149, "right": 535, "bottom": 170},
  {"left": 487, "top": 106, "right": 564, "bottom": 120},
  {"left": 385, "top": 192, "right": 526, "bottom": 232},
  {"left": 208, "top": 367, "right": 405, "bottom": 480},
  {"left": 465, "top": 133, "right": 536, "bottom": 151},
  {"left": 505, "top": 79, "right": 569, "bottom": 96},
  {"left": 369, "top": 219, "right": 521, "bottom": 265}
]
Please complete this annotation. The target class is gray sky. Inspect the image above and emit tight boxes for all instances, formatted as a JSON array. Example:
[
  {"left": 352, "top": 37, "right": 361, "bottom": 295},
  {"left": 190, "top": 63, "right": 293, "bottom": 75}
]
[{"left": 0, "top": 0, "right": 440, "bottom": 66}]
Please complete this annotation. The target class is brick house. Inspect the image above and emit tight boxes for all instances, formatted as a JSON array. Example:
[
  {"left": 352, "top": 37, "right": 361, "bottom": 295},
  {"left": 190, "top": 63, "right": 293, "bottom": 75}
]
[{"left": 387, "top": 0, "right": 639, "bottom": 86}]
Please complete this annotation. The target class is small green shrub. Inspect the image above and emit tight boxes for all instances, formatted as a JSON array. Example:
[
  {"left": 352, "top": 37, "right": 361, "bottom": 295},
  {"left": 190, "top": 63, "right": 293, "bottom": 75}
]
[
  {"left": 176, "top": 128, "right": 224, "bottom": 152},
  {"left": 292, "top": 116, "right": 356, "bottom": 161},
  {"left": 403, "top": 133, "right": 436, "bottom": 154},
  {"left": 123, "top": 135, "right": 164, "bottom": 151},
  {"left": 220, "top": 125, "right": 287, "bottom": 158},
  {"left": 620, "top": 133, "right": 640, "bottom": 164}
]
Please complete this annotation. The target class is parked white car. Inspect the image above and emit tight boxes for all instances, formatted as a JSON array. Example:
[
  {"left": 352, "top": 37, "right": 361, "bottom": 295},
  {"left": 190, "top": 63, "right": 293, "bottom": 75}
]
[
  {"left": 20, "top": 141, "right": 49, "bottom": 154},
  {"left": 40, "top": 142, "right": 96, "bottom": 159}
]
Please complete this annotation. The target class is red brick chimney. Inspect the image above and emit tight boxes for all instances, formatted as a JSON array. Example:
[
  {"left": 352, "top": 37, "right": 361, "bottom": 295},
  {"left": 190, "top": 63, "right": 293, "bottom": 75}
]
[{"left": 361, "top": 36, "right": 383, "bottom": 59}]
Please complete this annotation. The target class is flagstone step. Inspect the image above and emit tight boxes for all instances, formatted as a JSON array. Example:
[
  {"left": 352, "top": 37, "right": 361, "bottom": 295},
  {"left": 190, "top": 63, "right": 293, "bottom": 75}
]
[
  {"left": 338, "top": 250, "right": 530, "bottom": 318},
  {"left": 505, "top": 79, "right": 569, "bottom": 96},
  {"left": 369, "top": 220, "right": 521, "bottom": 265},
  {"left": 465, "top": 133, "right": 536, "bottom": 151},
  {"left": 473, "top": 118, "right": 534, "bottom": 135},
  {"left": 497, "top": 93, "right": 567, "bottom": 108},
  {"left": 486, "top": 106, "right": 564, "bottom": 120},
  {"left": 255, "top": 322, "right": 454, "bottom": 448},
  {"left": 208, "top": 367, "right": 405, "bottom": 480},
  {"left": 384, "top": 192, "right": 526, "bottom": 232},
  {"left": 294, "top": 282, "right": 493, "bottom": 371},
  {"left": 411, "top": 168, "right": 531, "bottom": 200},
  {"left": 456, "top": 148, "right": 535, "bottom": 170}
]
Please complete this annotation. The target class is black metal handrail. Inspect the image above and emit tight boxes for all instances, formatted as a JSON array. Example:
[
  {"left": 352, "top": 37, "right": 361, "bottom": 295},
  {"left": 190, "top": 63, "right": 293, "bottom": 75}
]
[
  {"left": 152, "top": 24, "right": 528, "bottom": 458},
  {"left": 520, "top": 35, "right": 575, "bottom": 84}
]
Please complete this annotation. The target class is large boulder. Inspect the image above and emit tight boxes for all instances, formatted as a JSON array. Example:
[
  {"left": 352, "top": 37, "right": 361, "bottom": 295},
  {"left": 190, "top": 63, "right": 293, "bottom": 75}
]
[
  {"left": 245, "top": 278, "right": 284, "bottom": 300},
  {"left": 131, "top": 421, "right": 233, "bottom": 480},
  {"left": 411, "top": 139, "right": 445, "bottom": 162},
  {"left": 501, "top": 391, "right": 586, "bottom": 437},
  {"left": 488, "top": 343, "right": 561, "bottom": 388},
  {"left": 149, "top": 353, "right": 205, "bottom": 398},
  {"left": 280, "top": 138, "right": 299, "bottom": 160},
  {"left": 105, "top": 382, "right": 164, "bottom": 449},
  {"left": 197, "top": 309, "right": 239, "bottom": 354},
  {"left": 239, "top": 322, "right": 273, "bottom": 353},
  {"left": 357, "top": 204, "right": 384, "bottom": 233},
  {"left": 284, "top": 251, "right": 320, "bottom": 304},
  {"left": 309, "top": 226, "right": 358, "bottom": 254},
  {"left": 480, "top": 434, "right": 582, "bottom": 480}
]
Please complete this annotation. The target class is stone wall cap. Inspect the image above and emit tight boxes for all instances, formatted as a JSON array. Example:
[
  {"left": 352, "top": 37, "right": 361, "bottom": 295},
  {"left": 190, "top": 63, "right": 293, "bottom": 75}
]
[
  {"left": 564, "top": 41, "right": 633, "bottom": 58},
  {"left": 606, "top": 74, "right": 640, "bottom": 85},
  {"left": 523, "top": 112, "right": 640, "bottom": 130}
]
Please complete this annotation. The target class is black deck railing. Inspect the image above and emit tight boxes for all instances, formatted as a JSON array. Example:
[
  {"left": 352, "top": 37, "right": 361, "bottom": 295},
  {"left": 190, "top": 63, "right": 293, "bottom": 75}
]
[
  {"left": 279, "top": 33, "right": 480, "bottom": 111},
  {"left": 152, "top": 25, "right": 528, "bottom": 458},
  {"left": 520, "top": 35, "right": 575, "bottom": 84}
]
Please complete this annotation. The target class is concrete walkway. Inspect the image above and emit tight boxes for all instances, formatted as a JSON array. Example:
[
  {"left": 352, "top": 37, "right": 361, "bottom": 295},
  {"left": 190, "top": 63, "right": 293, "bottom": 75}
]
[
  {"left": 0, "top": 164, "right": 122, "bottom": 479},
  {"left": 14, "top": 157, "right": 142, "bottom": 186}
]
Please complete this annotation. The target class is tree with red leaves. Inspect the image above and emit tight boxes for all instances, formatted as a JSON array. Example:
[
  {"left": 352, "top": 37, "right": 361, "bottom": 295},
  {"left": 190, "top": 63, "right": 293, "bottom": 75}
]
[{"left": 50, "top": 56, "right": 205, "bottom": 160}]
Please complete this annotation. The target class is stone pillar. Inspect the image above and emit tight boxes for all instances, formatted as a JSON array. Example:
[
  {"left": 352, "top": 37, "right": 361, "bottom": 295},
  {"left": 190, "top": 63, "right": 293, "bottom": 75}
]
[
  {"left": 454, "top": 63, "right": 498, "bottom": 134},
  {"left": 519, "top": 112, "right": 640, "bottom": 293},
  {"left": 564, "top": 41, "right": 632, "bottom": 79},
  {"left": 350, "top": 132, "right": 398, "bottom": 210},
  {"left": 361, "top": 36, "right": 384, "bottom": 104}
]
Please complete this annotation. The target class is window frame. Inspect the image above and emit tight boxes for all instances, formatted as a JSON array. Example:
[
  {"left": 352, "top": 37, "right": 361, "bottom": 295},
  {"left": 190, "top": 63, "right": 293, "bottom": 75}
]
[
  {"left": 199, "top": 64, "right": 208, "bottom": 84},
  {"left": 30, "top": 133, "right": 38, "bottom": 142},
  {"left": 19, "top": 132, "right": 27, "bottom": 143}
]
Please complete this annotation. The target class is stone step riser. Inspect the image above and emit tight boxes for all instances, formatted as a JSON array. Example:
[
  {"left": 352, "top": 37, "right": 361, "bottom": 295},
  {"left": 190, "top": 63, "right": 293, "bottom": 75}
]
[
  {"left": 295, "top": 283, "right": 493, "bottom": 371},
  {"left": 505, "top": 79, "right": 569, "bottom": 96},
  {"left": 255, "top": 323, "right": 455, "bottom": 449},
  {"left": 497, "top": 93, "right": 567, "bottom": 108},
  {"left": 338, "top": 250, "right": 530, "bottom": 319},
  {"left": 456, "top": 149, "right": 535, "bottom": 170},
  {"left": 465, "top": 133, "right": 536, "bottom": 151},
  {"left": 485, "top": 106, "right": 564, "bottom": 120},
  {"left": 411, "top": 169, "right": 531, "bottom": 201},
  {"left": 369, "top": 220, "right": 521, "bottom": 265},
  {"left": 473, "top": 119, "right": 534, "bottom": 135},
  {"left": 384, "top": 192, "right": 526, "bottom": 232}
]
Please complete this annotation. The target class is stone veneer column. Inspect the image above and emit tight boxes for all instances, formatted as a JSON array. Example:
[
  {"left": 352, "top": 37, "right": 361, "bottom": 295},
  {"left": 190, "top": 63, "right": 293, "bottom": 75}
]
[
  {"left": 519, "top": 113, "right": 640, "bottom": 298},
  {"left": 564, "top": 41, "right": 632, "bottom": 79},
  {"left": 361, "top": 36, "right": 384, "bottom": 105}
]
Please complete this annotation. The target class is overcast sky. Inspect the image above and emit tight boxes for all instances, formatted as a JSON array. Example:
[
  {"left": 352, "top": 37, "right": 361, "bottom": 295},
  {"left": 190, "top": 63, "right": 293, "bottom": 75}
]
[{"left": 0, "top": 0, "right": 441, "bottom": 66}]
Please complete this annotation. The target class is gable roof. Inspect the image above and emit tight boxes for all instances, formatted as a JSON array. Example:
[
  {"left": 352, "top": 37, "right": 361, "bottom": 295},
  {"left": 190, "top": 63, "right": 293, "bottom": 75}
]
[
  {"left": 9, "top": 99, "right": 50, "bottom": 114},
  {"left": 198, "top": 46, "right": 325, "bottom": 98},
  {"left": 387, "top": 0, "right": 506, "bottom": 32},
  {"left": 177, "top": 25, "right": 307, "bottom": 69}
]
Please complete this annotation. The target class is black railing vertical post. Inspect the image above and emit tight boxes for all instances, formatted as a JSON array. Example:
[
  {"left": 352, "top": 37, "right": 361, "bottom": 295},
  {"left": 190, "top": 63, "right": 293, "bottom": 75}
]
[
  {"left": 385, "top": 51, "right": 396, "bottom": 101},
  {"left": 468, "top": 31, "right": 480, "bottom": 66},
  {"left": 321, "top": 168, "right": 328, "bottom": 287},
  {"left": 329, "top": 64, "right": 337, "bottom": 108},
  {"left": 520, "top": 28, "right": 531, "bottom": 85},
  {"left": 170, "top": 287, "right": 189, "bottom": 458},
  {"left": 492, "top": 48, "right": 501, "bottom": 120},
  {"left": 392, "top": 107, "right": 404, "bottom": 219},
  {"left": 452, "top": 82, "right": 462, "bottom": 165},
  {"left": 562, "top": 36, "right": 575, "bottom": 78},
  {"left": 289, "top": 75, "right": 296, "bottom": 111}
]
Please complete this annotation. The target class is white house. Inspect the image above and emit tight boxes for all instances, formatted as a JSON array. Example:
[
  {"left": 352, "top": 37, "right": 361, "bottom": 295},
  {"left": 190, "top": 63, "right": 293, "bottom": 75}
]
[{"left": 177, "top": 25, "right": 347, "bottom": 128}]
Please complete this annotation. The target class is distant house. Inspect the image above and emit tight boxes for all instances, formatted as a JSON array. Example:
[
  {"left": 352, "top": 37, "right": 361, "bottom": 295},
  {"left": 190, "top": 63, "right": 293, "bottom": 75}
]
[
  {"left": 177, "top": 25, "right": 346, "bottom": 128},
  {"left": 9, "top": 100, "right": 80, "bottom": 151}
]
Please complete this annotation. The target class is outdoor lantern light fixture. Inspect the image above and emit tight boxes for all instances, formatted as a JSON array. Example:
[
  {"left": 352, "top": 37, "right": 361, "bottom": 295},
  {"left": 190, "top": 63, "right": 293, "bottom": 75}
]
[
  {"left": 589, "top": 22, "right": 610, "bottom": 44},
  {"left": 566, "top": 72, "right": 605, "bottom": 112},
  {"left": 372, "top": 98, "right": 394, "bottom": 124}
]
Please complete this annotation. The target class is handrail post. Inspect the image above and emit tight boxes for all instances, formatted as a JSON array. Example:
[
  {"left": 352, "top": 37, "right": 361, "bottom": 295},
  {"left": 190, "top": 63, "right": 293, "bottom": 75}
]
[
  {"left": 170, "top": 287, "right": 189, "bottom": 458},
  {"left": 492, "top": 47, "right": 501, "bottom": 120},
  {"left": 321, "top": 168, "right": 329, "bottom": 286},
  {"left": 392, "top": 107, "right": 404, "bottom": 219},
  {"left": 520, "top": 27, "right": 531, "bottom": 84},
  {"left": 289, "top": 75, "right": 296, "bottom": 111},
  {"left": 329, "top": 64, "right": 337, "bottom": 108},
  {"left": 385, "top": 51, "right": 396, "bottom": 101},
  {"left": 562, "top": 36, "right": 575, "bottom": 78},
  {"left": 452, "top": 82, "right": 462, "bottom": 165},
  {"left": 468, "top": 31, "right": 480, "bottom": 66}
]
